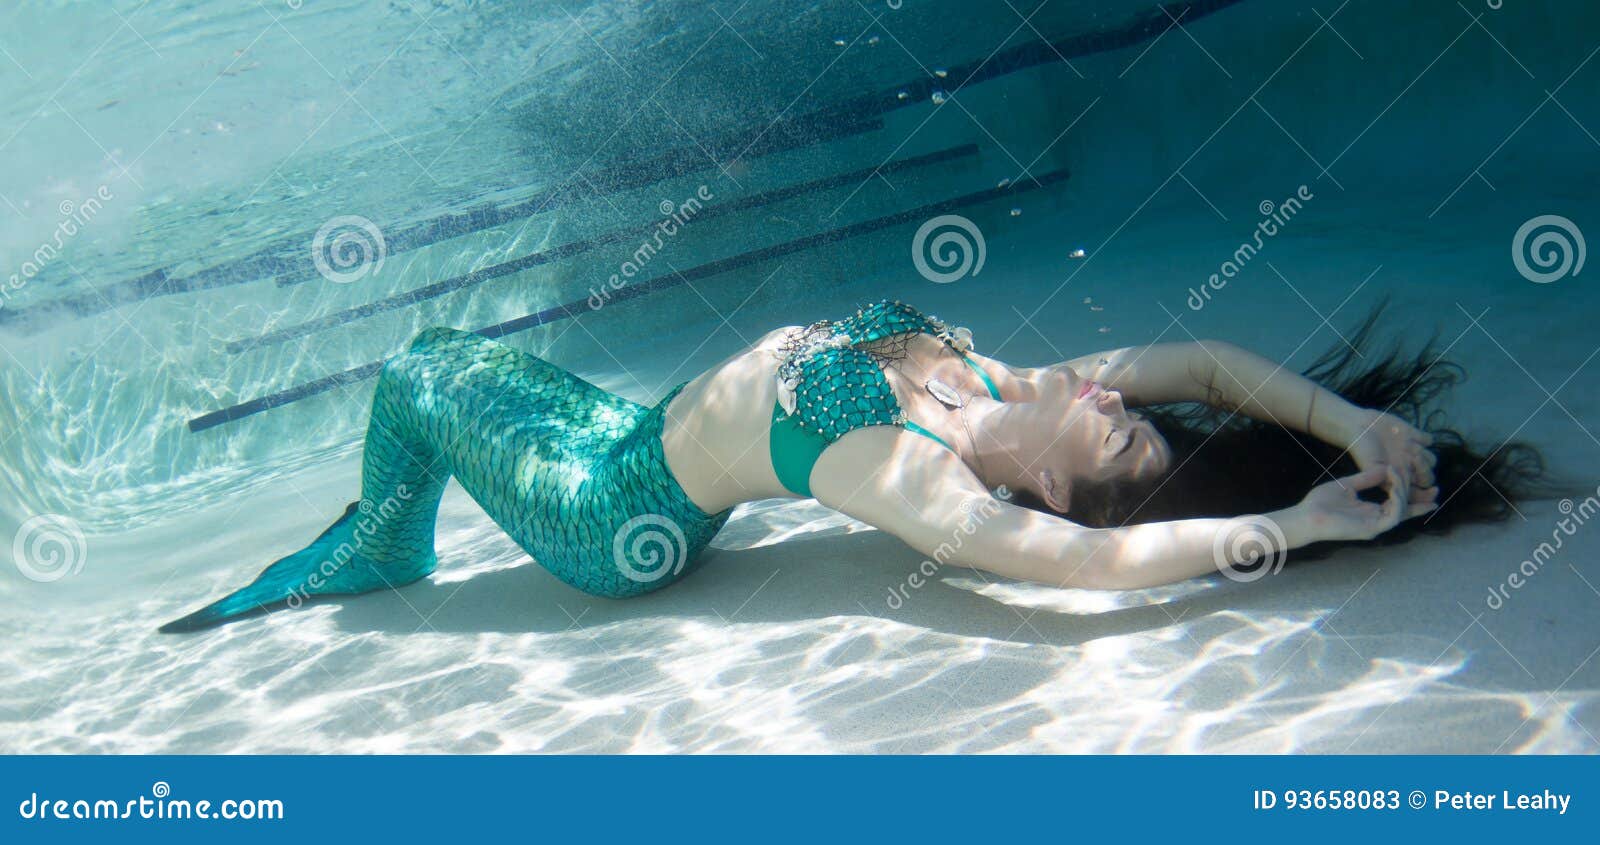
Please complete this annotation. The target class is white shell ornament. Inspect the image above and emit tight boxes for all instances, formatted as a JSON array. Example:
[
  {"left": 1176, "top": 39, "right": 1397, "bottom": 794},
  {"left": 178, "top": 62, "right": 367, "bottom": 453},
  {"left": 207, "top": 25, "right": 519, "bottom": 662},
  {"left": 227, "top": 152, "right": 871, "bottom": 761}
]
[
  {"left": 924, "top": 378, "right": 964, "bottom": 408},
  {"left": 941, "top": 325, "right": 974, "bottom": 353},
  {"left": 777, "top": 376, "right": 799, "bottom": 415}
]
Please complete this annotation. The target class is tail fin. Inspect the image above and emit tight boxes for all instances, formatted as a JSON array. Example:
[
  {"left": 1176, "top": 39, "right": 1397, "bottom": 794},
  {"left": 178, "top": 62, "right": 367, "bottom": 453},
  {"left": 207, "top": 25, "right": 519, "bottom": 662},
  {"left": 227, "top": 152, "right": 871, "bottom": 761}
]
[{"left": 159, "top": 502, "right": 435, "bottom": 633}]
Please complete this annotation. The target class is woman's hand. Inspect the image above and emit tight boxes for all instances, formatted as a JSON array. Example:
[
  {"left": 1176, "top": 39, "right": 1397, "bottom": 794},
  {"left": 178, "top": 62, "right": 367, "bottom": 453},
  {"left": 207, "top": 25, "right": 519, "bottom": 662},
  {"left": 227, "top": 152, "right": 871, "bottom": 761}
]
[
  {"left": 1342, "top": 407, "right": 1439, "bottom": 502},
  {"left": 1296, "top": 466, "right": 1436, "bottom": 543}
]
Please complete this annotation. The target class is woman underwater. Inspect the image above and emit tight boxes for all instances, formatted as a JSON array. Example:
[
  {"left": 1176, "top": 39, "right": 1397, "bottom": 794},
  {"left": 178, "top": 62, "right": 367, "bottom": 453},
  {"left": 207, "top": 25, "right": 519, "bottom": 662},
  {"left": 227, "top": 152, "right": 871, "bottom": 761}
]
[{"left": 162, "top": 299, "right": 1545, "bottom": 632}]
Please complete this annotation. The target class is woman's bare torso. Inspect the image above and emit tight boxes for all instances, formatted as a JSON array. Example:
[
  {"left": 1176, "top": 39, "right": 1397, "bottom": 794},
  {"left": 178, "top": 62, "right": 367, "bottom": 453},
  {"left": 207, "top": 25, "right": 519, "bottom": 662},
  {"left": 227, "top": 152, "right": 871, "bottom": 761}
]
[{"left": 660, "top": 326, "right": 1005, "bottom": 512}]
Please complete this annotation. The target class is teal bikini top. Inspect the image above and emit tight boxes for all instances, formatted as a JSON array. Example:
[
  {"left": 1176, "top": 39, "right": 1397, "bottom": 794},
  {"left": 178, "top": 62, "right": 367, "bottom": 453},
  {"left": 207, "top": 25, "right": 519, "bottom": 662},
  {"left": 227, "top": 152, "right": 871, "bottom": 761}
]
[{"left": 769, "top": 300, "right": 1003, "bottom": 497}]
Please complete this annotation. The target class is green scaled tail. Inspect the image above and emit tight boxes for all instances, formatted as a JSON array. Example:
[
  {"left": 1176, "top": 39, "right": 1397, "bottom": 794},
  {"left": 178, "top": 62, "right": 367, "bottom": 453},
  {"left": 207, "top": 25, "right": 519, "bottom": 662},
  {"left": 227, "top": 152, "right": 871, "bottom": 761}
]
[
  {"left": 158, "top": 502, "right": 437, "bottom": 633},
  {"left": 161, "top": 326, "right": 728, "bottom": 634}
]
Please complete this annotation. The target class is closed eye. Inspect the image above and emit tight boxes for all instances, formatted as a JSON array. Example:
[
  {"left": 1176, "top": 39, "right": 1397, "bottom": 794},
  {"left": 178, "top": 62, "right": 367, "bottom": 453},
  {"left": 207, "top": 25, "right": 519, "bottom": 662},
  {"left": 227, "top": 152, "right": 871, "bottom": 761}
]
[
  {"left": 1105, "top": 425, "right": 1135, "bottom": 458},
  {"left": 1115, "top": 426, "right": 1137, "bottom": 458}
]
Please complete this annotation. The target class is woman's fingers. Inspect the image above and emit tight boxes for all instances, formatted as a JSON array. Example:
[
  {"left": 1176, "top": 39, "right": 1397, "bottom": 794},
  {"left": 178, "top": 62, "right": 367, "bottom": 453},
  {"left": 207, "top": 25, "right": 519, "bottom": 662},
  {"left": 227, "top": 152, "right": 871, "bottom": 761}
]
[
  {"left": 1379, "top": 467, "right": 1407, "bottom": 531},
  {"left": 1341, "top": 465, "right": 1392, "bottom": 491},
  {"left": 1412, "top": 452, "right": 1435, "bottom": 486},
  {"left": 1396, "top": 417, "right": 1432, "bottom": 444},
  {"left": 1387, "top": 456, "right": 1415, "bottom": 493},
  {"left": 1407, "top": 501, "right": 1438, "bottom": 519}
]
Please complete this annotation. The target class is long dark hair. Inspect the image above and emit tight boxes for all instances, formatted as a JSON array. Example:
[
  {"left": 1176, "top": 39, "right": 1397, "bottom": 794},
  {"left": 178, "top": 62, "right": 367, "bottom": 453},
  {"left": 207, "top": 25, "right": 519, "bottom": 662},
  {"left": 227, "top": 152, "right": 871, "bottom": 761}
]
[{"left": 1024, "top": 307, "right": 1557, "bottom": 559}]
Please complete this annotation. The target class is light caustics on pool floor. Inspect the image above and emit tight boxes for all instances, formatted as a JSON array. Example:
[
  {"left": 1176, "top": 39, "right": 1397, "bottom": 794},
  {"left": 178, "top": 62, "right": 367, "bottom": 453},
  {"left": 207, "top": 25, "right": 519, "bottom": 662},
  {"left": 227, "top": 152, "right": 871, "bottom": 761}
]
[
  {"left": 2, "top": 493, "right": 1592, "bottom": 754},
  {"left": 2, "top": 0, "right": 1598, "bottom": 754}
]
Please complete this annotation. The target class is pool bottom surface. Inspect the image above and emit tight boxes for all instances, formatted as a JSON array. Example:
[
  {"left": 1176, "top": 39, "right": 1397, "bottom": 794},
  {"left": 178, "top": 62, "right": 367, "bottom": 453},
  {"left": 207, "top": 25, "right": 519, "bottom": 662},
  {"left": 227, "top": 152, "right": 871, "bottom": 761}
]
[{"left": 3, "top": 200, "right": 1597, "bottom": 754}]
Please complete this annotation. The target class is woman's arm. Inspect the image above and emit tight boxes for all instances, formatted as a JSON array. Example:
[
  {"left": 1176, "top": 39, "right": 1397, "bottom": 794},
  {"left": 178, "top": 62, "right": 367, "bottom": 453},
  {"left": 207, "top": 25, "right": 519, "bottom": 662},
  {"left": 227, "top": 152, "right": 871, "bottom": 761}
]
[
  {"left": 808, "top": 427, "right": 1425, "bottom": 590},
  {"left": 980, "top": 341, "right": 1437, "bottom": 496},
  {"left": 1059, "top": 341, "right": 1366, "bottom": 443}
]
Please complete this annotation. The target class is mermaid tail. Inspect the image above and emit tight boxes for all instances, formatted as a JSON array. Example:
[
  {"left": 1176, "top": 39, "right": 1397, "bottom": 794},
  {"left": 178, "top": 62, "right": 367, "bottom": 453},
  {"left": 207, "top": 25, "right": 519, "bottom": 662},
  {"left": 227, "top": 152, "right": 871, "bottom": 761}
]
[
  {"left": 161, "top": 327, "right": 728, "bottom": 633},
  {"left": 158, "top": 501, "right": 437, "bottom": 633}
]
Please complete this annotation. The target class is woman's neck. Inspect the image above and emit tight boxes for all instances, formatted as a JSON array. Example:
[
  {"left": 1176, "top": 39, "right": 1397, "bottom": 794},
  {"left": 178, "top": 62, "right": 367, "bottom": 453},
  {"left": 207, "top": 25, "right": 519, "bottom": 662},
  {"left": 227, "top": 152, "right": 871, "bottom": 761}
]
[{"left": 961, "top": 399, "right": 1029, "bottom": 491}]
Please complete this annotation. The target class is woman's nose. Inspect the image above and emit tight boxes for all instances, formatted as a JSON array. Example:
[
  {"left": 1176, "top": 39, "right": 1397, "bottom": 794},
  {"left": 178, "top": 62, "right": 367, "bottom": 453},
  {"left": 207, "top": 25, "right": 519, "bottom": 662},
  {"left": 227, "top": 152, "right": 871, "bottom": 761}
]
[{"left": 1097, "top": 389, "right": 1125, "bottom": 415}]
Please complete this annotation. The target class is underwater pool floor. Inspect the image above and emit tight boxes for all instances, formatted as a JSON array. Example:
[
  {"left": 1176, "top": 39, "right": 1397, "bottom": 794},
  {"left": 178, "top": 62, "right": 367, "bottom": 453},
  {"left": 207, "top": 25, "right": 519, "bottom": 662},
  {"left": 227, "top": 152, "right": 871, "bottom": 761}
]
[{"left": 3, "top": 202, "right": 1597, "bottom": 753}]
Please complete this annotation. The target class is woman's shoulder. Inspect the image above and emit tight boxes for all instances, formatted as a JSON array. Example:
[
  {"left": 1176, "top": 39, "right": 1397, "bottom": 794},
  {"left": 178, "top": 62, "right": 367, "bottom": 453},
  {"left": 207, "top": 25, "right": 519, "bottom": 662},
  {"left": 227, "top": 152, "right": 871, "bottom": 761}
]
[{"left": 756, "top": 325, "right": 803, "bottom": 348}]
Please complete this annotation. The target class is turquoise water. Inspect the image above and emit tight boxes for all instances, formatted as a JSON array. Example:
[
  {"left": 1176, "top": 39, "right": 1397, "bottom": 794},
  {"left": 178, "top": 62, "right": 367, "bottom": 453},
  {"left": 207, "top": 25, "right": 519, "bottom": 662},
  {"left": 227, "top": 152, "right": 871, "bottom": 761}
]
[
  {"left": 2, "top": 0, "right": 1596, "bottom": 528},
  {"left": 1, "top": 1, "right": 1597, "bottom": 752}
]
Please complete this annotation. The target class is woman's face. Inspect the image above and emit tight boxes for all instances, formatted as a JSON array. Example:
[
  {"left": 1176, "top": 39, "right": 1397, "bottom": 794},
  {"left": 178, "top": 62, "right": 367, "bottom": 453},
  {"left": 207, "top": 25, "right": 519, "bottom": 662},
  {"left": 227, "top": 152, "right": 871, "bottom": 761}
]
[{"left": 1014, "top": 368, "right": 1172, "bottom": 512}]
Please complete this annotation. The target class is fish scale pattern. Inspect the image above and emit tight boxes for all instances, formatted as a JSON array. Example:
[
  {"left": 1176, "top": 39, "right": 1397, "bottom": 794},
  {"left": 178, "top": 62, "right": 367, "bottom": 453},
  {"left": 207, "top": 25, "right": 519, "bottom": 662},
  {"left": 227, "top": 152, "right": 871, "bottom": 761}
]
[
  {"left": 164, "top": 327, "right": 733, "bottom": 631},
  {"left": 162, "top": 303, "right": 968, "bottom": 631},
  {"left": 354, "top": 327, "right": 732, "bottom": 598}
]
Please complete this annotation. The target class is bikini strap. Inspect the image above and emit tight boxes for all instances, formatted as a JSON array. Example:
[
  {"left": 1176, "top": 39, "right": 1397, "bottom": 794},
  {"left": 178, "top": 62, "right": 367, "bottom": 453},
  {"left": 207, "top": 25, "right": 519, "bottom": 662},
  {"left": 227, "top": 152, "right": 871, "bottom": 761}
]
[
  {"left": 962, "top": 355, "right": 1003, "bottom": 401},
  {"left": 902, "top": 420, "right": 955, "bottom": 451}
]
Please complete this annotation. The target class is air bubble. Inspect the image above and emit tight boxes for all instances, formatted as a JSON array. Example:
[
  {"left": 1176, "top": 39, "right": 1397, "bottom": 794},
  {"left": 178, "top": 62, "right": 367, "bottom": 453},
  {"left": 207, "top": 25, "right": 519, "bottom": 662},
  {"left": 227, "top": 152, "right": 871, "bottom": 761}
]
[
  {"left": 930, "top": 89, "right": 948, "bottom": 105},
  {"left": 1069, "top": 248, "right": 1087, "bottom": 259},
  {"left": 1010, "top": 208, "right": 1021, "bottom": 217}
]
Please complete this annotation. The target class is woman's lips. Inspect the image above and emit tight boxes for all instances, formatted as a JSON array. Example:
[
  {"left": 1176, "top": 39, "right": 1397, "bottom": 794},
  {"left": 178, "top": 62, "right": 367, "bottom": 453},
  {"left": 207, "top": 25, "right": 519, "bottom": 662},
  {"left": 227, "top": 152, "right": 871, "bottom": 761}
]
[{"left": 1078, "top": 379, "right": 1097, "bottom": 399}]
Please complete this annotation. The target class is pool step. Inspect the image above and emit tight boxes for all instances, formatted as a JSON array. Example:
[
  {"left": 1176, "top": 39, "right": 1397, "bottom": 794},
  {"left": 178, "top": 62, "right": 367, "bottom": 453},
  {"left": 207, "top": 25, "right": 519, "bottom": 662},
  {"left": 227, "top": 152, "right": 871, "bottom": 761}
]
[
  {"left": 222, "top": 144, "right": 980, "bottom": 354},
  {"left": 1, "top": 0, "right": 1248, "bottom": 336},
  {"left": 186, "top": 166, "right": 1070, "bottom": 433}
]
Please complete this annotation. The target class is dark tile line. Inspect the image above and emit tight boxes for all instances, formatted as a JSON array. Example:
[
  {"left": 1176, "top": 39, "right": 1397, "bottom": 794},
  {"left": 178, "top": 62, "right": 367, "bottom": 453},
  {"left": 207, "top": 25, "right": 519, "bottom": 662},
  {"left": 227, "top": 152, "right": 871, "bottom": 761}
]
[
  {"left": 0, "top": 115, "right": 883, "bottom": 334},
  {"left": 224, "top": 144, "right": 980, "bottom": 354},
  {"left": 187, "top": 166, "right": 1070, "bottom": 433},
  {"left": 271, "top": 116, "right": 890, "bottom": 291},
  {"left": 3, "top": 0, "right": 1248, "bottom": 335}
]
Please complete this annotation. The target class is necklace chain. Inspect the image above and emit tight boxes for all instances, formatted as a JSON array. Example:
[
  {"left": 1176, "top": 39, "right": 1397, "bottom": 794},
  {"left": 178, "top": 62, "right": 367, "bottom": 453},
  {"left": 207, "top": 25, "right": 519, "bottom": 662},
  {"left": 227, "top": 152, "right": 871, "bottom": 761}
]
[
  {"left": 958, "top": 396, "right": 988, "bottom": 484},
  {"left": 893, "top": 347, "right": 991, "bottom": 485}
]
